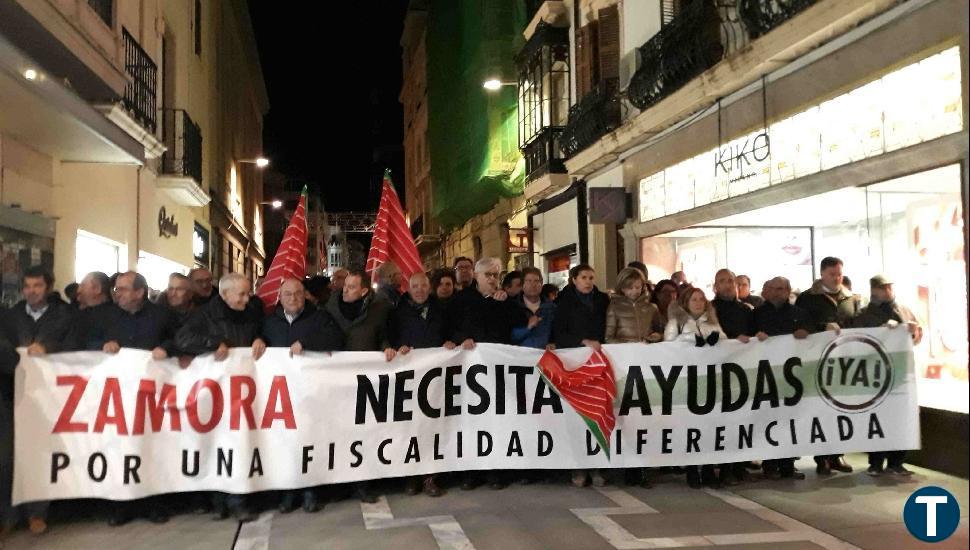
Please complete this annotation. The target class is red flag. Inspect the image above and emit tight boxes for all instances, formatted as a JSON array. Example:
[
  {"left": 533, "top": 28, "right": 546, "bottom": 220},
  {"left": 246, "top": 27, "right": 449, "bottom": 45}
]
[
  {"left": 537, "top": 349, "right": 617, "bottom": 457},
  {"left": 257, "top": 187, "right": 308, "bottom": 313},
  {"left": 365, "top": 169, "right": 422, "bottom": 292}
]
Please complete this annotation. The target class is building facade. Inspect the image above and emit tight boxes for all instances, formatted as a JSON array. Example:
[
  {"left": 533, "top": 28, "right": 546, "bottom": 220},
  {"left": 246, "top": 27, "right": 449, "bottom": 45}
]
[{"left": 0, "top": 0, "right": 268, "bottom": 301}]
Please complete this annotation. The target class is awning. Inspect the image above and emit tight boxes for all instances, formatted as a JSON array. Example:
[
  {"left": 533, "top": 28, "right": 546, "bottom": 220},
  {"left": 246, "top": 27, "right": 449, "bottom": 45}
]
[{"left": 0, "top": 33, "right": 143, "bottom": 165}]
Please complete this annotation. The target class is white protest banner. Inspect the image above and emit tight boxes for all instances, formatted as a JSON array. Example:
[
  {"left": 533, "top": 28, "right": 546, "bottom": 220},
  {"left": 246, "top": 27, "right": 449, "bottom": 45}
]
[{"left": 13, "top": 327, "right": 918, "bottom": 504}]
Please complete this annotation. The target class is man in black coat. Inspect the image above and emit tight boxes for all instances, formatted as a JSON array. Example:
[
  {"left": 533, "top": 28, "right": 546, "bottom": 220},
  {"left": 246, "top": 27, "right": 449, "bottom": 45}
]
[
  {"left": 262, "top": 278, "right": 343, "bottom": 514},
  {"left": 854, "top": 274, "right": 921, "bottom": 478},
  {"left": 88, "top": 272, "right": 179, "bottom": 359},
  {"left": 88, "top": 272, "right": 179, "bottom": 526},
  {"left": 711, "top": 269, "right": 756, "bottom": 341},
  {"left": 451, "top": 257, "right": 522, "bottom": 347},
  {"left": 794, "top": 256, "right": 859, "bottom": 475},
  {"left": 709, "top": 269, "right": 757, "bottom": 485},
  {"left": 754, "top": 277, "right": 811, "bottom": 481},
  {"left": 263, "top": 278, "right": 343, "bottom": 356},
  {"left": 450, "top": 257, "right": 523, "bottom": 490},
  {"left": 68, "top": 271, "right": 115, "bottom": 351},
  {"left": 0, "top": 266, "right": 71, "bottom": 534},
  {"left": 388, "top": 272, "right": 456, "bottom": 497},
  {"left": 175, "top": 273, "right": 265, "bottom": 522},
  {"left": 176, "top": 273, "right": 266, "bottom": 362}
]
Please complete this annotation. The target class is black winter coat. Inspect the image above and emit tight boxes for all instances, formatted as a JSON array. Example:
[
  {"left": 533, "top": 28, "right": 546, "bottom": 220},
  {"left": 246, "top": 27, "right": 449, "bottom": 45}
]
[
  {"left": 262, "top": 302, "right": 344, "bottom": 351},
  {"left": 176, "top": 297, "right": 264, "bottom": 355},
  {"left": 552, "top": 285, "right": 609, "bottom": 349}
]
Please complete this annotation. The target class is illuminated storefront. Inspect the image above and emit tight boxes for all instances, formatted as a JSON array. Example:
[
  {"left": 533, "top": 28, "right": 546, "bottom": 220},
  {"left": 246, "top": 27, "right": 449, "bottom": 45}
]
[{"left": 628, "top": 42, "right": 967, "bottom": 472}]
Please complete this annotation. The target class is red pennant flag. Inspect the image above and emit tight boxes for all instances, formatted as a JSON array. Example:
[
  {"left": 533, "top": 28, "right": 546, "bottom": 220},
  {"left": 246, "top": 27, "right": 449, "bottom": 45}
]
[
  {"left": 365, "top": 169, "right": 422, "bottom": 292},
  {"left": 257, "top": 187, "right": 308, "bottom": 313},
  {"left": 537, "top": 349, "right": 617, "bottom": 457}
]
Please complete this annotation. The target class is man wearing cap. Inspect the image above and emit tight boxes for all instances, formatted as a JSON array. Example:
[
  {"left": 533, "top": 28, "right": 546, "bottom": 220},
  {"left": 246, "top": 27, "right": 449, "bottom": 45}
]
[{"left": 853, "top": 274, "right": 922, "bottom": 477}]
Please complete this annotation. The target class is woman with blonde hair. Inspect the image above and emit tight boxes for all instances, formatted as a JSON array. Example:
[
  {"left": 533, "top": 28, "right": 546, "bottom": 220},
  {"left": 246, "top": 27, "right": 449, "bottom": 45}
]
[
  {"left": 664, "top": 287, "right": 722, "bottom": 347},
  {"left": 664, "top": 287, "right": 722, "bottom": 488},
  {"left": 606, "top": 268, "right": 663, "bottom": 344}
]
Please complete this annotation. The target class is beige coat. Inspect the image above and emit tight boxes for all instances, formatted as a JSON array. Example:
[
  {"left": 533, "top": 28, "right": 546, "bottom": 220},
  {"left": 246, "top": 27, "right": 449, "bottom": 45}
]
[{"left": 605, "top": 293, "right": 663, "bottom": 343}]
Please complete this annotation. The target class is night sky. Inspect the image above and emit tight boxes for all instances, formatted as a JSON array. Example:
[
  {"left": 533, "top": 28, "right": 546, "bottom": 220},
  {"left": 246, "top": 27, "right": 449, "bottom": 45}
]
[{"left": 247, "top": 0, "right": 409, "bottom": 212}]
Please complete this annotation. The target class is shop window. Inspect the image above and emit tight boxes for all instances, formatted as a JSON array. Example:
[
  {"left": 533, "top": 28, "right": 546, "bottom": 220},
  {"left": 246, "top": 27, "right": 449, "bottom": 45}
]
[
  {"left": 137, "top": 251, "right": 189, "bottom": 291},
  {"left": 75, "top": 230, "right": 125, "bottom": 285},
  {"left": 640, "top": 164, "right": 967, "bottom": 413},
  {"left": 0, "top": 226, "right": 54, "bottom": 307}
]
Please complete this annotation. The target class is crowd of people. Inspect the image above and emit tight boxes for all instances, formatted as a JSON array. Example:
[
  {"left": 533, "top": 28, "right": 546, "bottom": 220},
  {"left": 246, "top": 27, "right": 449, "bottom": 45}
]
[{"left": 0, "top": 255, "right": 923, "bottom": 534}]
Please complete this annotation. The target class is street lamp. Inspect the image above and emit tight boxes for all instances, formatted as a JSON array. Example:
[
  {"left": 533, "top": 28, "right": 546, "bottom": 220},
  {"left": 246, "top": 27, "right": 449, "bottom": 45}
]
[
  {"left": 239, "top": 157, "right": 270, "bottom": 168},
  {"left": 259, "top": 200, "right": 283, "bottom": 209},
  {"left": 483, "top": 78, "right": 516, "bottom": 91}
]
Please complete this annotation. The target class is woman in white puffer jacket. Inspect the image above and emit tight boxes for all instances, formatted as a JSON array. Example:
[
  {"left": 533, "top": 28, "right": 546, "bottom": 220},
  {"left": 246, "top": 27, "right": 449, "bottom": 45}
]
[
  {"left": 664, "top": 287, "right": 723, "bottom": 346},
  {"left": 663, "top": 286, "right": 723, "bottom": 489}
]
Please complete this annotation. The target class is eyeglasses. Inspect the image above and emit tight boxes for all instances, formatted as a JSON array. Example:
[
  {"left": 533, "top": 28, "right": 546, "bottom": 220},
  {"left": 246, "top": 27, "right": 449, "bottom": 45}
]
[
  {"left": 482, "top": 272, "right": 500, "bottom": 279},
  {"left": 113, "top": 286, "right": 133, "bottom": 293}
]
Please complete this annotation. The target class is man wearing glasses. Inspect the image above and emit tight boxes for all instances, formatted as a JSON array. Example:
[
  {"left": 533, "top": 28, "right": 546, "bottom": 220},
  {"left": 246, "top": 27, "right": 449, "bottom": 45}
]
[
  {"left": 450, "top": 257, "right": 525, "bottom": 491},
  {"left": 452, "top": 257, "right": 475, "bottom": 290}
]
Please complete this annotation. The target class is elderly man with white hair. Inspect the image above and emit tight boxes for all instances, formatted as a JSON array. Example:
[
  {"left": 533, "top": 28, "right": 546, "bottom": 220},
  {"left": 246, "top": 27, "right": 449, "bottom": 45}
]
[
  {"left": 450, "top": 257, "right": 525, "bottom": 491},
  {"left": 175, "top": 272, "right": 265, "bottom": 522}
]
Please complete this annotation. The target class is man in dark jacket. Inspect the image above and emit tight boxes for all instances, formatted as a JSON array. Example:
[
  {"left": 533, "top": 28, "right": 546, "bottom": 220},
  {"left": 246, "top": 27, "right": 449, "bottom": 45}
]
[
  {"left": 389, "top": 272, "right": 456, "bottom": 497},
  {"left": 68, "top": 271, "right": 115, "bottom": 350},
  {"left": 854, "top": 274, "right": 921, "bottom": 478},
  {"left": 754, "top": 277, "right": 811, "bottom": 480},
  {"left": 323, "top": 269, "right": 392, "bottom": 502},
  {"left": 263, "top": 278, "right": 343, "bottom": 357},
  {"left": 712, "top": 269, "right": 756, "bottom": 342},
  {"left": 324, "top": 269, "right": 392, "bottom": 357},
  {"left": 737, "top": 275, "right": 765, "bottom": 308},
  {"left": 89, "top": 272, "right": 178, "bottom": 526},
  {"left": 176, "top": 273, "right": 266, "bottom": 361},
  {"left": 703, "top": 269, "right": 755, "bottom": 485},
  {"left": 452, "top": 258, "right": 522, "bottom": 348},
  {"left": 263, "top": 277, "right": 343, "bottom": 514},
  {"left": 89, "top": 272, "right": 179, "bottom": 359},
  {"left": 450, "top": 258, "right": 523, "bottom": 490},
  {"left": 795, "top": 256, "right": 859, "bottom": 475},
  {"left": 0, "top": 266, "right": 71, "bottom": 534},
  {"left": 189, "top": 267, "right": 216, "bottom": 307},
  {"left": 176, "top": 273, "right": 265, "bottom": 522},
  {"left": 511, "top": 267, "right": 556, "bottom": 349}
]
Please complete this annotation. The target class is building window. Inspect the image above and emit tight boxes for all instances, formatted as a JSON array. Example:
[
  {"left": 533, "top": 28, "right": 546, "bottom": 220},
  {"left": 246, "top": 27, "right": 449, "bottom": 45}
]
[
  {"left": 194, "top": 0, "right": 202, "bottom": 56},
  {"left": 0, "top": 225, "right": 54, "bottom": 307},
  {"left": 75, "top": 230, "right": 125, "bottom": 284},
  {"left": 517, "top": 23, "right": 570, "bottom": 179},
  {"left": 87, "top": 0, "right": 113, "bottom": 28},
  {"left": 640, "top": 164, "right": 967, "bottom": 414}
]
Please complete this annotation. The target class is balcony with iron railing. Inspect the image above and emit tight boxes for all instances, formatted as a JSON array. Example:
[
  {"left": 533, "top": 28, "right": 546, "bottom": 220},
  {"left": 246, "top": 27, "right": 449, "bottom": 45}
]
[
  {"left": 122, "top": 28, "right": 157, "bottom": 133},
  {"left": 563, "top": 0, "right": 817, "bottom": 161},
  {"left": 161, "top": 109, "right": 203, "bottom": 185},
  {"left": 523, "top": 126, "right": 566, "bottom": 180},
  {"left": 157, "top": 108, "right": 209, "bottom": 207},
  {"left": 560, "top": 82, "right": 621, "bottom": 159},
  {"left": 628, "top": 0, "right": 818, "bottom": 111}
]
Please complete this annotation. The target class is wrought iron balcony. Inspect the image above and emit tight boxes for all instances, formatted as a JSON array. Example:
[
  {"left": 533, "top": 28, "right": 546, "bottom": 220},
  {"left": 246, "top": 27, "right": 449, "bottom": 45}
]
[
  {"left": 628, "top": 0, "right": 816, "bottom": 112},
  {"left": 122, "top": 28, "right": 157, "bottom": 133},
  {"left": 523, "top": 126, "right": 566, "bottom": 180},
  {"left": 627, "top": 1, "right": 730, "bottom": 111},
  {"left": 560, "top": 82, "right": 621, "bottom": 159},
  {"left": 161, "top": 109, "right": 203, "bottom": 184},
  {"left": 738, "top": 0, "right": 818, "bottom": 39}
]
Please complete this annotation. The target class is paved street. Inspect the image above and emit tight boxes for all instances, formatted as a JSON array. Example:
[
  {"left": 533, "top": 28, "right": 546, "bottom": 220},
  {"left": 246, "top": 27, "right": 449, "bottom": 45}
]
[{"left": 1, "top": 454, "right": 966, "bottom": 549}]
